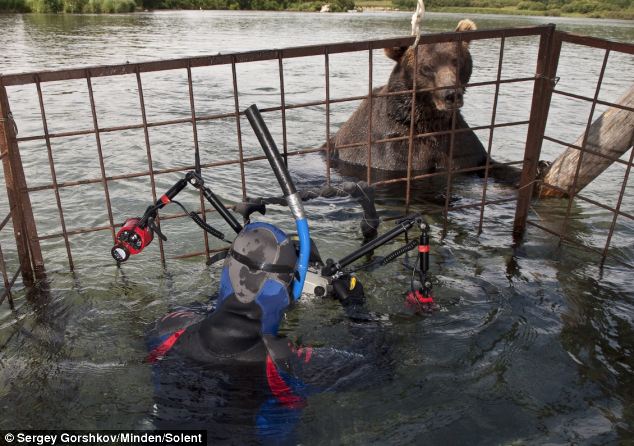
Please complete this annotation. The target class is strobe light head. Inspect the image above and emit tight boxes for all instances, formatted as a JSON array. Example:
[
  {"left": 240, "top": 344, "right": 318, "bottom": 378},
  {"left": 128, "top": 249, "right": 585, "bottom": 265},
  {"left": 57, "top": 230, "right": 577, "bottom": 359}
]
[
  {"left": 111, "top": 244, "right": 130, "bottom": 263},
  {"left": 111, "top": 218, "right": 154, "bottom": 263}
]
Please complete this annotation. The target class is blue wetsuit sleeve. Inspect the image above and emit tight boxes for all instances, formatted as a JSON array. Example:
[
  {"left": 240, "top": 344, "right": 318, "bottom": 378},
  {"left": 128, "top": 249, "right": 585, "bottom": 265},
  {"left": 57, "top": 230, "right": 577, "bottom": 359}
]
[
  {"left": 256, "top": 354, "right": 310, "bottom": 444},
  {"left": 256, "top": 398, "right": 302, "bottom": 445}
]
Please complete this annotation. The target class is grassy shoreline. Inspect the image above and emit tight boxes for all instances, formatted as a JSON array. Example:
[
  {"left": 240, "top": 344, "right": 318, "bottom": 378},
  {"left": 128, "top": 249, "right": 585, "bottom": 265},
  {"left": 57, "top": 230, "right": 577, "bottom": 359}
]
[
  {"left": 357, "top": 0, "right": 633, "bottom": 19},
  {"left": 1, "top": 0, "right": 632, "bottom": 19}
]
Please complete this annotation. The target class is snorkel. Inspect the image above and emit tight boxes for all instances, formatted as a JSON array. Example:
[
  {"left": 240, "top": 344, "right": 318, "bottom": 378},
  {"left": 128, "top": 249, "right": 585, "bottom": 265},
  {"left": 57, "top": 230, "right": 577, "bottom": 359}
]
[{"left": 245, "top": 105, "right": 310, "bottom": 301}]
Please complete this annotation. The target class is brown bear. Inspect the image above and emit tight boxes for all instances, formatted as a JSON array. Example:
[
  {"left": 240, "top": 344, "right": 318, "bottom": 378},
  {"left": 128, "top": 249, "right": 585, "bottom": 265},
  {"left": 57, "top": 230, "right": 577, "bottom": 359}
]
[{"left": 329, "top": 19, "right": 508, "bottom": 181}]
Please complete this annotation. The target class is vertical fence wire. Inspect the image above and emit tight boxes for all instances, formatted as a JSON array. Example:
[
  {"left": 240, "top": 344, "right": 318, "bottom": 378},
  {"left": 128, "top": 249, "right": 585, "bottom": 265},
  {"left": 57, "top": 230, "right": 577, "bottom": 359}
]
[
  {"left": 513, "top": 25, "right": 559, "bottom": 238},
  {"left": 601, "top": 133, "right": 634, "bottom": 262},
  {"left": 231, "top": 58, "right": 247, "bottom": 202},
  {"left": 278, "top": 52, "right": 289, "bottom": 167},
  {"left": 1, "top": 83, "right": 44, "bottom": 277},
  {"left": 366, "top": 46, "right": 374, "bottom": 185},
  {"left": 477, "top": 36, "right": 506, "bottom": 234},
  {"left": 441, "top": 39, "right": 462, "bottom": 238},
  {"left": 135, "top": 68, "right": 166, "bottom": 266},
  {"left": 0, "top": 88, "right": 35, "bottom": 283},
  {"left": 86, "top": 71, "right": 116, "bottom": 243},
  {"left": 325, "top": 49, "right": 332, "bottom": 186},
  {"left": 187, "top": 65, "right": 211, "bottom": 261},
  {"left": 0, "top": 241, "right": 14, "bottom": 308},
  {"left": 0, "top": 98, "right": 19, "bottom": 287},
  {"left": 35, "top": 77, "right": 74, "bottom": 270},
  {"left": 559, "top": 49, "right": 610, "bottom": 243},
  {"left": 405, "top": 48, "right": 419, "bottom": 213}
]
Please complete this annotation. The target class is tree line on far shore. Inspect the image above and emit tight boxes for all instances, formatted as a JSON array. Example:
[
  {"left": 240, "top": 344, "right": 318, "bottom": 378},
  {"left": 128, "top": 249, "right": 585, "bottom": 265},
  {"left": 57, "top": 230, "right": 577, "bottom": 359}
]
[{"left": 0, "top": 0, "right": 354, "bottom": 12}]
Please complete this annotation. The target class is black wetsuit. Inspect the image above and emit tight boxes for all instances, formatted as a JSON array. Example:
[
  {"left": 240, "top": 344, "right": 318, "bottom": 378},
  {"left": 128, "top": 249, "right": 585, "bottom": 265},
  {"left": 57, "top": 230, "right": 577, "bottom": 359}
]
[{"left": 146, "top": 291, "right": 384, "bottom": 445}]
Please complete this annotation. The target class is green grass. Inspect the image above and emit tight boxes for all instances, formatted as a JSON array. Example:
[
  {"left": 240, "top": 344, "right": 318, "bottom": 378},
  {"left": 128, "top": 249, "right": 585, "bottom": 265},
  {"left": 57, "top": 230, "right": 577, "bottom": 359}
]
[
  {"left": 0, "top": 0, "right": 30, "bottom": 11},
  {"left": 2, "top": 0, "right": 631, "bottom": 18},
  {"left": 356, "top": 0, "right": 393, "bottom": 7},
  {"left": 0, "top": 0, "right": 137, "bottom": 12},
  {"left": 356, "top": 0, "right": 634, "bottom": 18}
]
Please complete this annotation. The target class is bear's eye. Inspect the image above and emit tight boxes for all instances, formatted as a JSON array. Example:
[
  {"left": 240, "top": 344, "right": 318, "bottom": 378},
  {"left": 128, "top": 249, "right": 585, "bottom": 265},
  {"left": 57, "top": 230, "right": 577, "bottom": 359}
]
[
  {"left": 420, "top": 67, "right": 434, "bottom": 77},
  {"left": 451, "top": 58, "right": 459, "bottom": 67}
]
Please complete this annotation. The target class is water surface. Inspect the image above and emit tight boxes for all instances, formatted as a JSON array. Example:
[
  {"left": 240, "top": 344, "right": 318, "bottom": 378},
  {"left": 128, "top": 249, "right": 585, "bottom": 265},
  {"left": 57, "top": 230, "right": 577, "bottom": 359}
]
[{"left": 0, "top": 11, "right": 633, "bottom": 445}]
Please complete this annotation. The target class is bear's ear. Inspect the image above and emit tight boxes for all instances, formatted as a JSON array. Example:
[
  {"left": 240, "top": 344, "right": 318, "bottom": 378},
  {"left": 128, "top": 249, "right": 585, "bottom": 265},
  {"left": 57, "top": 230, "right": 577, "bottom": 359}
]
[
  {"left": 455, "top": 19, "right": 476, "bottom": 32},
  {"left": 455, "top": 19, "right": 477, "bottom": 49},
  {"left": 384, "top": 46, "right": 408, "bottom": 63}
]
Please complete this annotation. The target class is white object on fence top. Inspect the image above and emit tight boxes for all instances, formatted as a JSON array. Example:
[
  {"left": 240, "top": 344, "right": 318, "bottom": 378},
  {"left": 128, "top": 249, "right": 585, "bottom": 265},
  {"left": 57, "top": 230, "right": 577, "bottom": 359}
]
[{"left": 410, "top": 0, "right": 425, "bottom": 48}]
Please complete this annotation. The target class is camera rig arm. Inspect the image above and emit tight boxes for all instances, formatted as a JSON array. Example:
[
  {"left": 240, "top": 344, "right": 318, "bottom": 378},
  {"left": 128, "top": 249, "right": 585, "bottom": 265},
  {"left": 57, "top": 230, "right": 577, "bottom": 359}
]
[
  {"left": 321, "top": 214, "right": 424, "bottom": 278},
  {"left": 111, "top": 171, "right": 244, "bottom": 263}
]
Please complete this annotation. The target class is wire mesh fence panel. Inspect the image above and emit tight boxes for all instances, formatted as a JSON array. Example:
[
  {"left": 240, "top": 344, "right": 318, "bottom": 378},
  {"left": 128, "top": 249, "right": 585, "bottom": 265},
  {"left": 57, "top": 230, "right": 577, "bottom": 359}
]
[{"left": 0, "top": 25, "right": 632, "bottom": 303}]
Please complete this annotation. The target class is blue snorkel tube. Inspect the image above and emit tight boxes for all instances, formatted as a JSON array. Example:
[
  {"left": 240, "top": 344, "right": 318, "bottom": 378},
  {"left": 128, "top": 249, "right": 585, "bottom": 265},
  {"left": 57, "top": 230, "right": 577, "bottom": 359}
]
[{"left": 245, "top": 105, "right": 310, "bottom": 301}]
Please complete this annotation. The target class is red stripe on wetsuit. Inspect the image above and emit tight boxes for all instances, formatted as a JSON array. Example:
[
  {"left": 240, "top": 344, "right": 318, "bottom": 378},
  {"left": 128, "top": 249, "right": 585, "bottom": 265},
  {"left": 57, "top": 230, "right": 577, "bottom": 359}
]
[
  {"left": 265, "top": 356, "right": 306, "bottom": 409},
  {"left": 146, "top": 329, "right": 185, "bottom": 363}
]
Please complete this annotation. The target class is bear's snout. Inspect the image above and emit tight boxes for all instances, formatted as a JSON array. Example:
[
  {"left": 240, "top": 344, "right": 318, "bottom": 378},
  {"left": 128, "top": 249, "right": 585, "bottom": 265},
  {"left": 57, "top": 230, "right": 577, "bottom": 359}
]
[
  {"left": 430, "top": 64, "right": 465, "bottom": 112},
  {"left": 442, "top": 88, "right": 464, "bottom": 109}
]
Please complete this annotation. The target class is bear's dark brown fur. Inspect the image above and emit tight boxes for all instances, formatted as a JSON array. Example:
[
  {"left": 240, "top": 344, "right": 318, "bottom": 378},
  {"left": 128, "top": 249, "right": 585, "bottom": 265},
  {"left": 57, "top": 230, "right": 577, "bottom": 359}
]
[{"left": 330, "top": 19, "right": 491, "bottom": 176}]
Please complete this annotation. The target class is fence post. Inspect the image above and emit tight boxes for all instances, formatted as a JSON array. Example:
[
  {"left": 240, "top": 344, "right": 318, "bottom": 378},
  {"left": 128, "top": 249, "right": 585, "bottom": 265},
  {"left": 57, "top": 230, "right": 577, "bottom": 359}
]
[
  {"left": 513, "top": 25, "right": 561, "bottom": 239},
  {"left": 0, "top": 80, "right": 45, "bottom": 284}
]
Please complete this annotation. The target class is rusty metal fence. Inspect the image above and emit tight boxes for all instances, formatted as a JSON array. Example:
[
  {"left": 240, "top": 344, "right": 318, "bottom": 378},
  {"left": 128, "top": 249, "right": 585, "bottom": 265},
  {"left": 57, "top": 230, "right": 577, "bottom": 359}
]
[
  {"left": 517, "top": 32, "right": 634, "bottom": 264},
  {"left": 1, "top": 24, "right": 632, "bottom": 307}
]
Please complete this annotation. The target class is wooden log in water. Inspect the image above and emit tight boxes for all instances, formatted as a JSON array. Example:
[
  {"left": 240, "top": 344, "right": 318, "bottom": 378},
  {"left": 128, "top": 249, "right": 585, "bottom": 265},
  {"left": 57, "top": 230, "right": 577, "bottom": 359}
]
[{"left": 539, "top": 85, "right": 634, "bottom": 198}]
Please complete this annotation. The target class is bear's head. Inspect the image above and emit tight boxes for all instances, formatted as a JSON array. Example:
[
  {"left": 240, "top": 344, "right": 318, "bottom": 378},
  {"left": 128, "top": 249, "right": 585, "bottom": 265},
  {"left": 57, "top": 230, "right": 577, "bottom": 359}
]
[{"left": 385, "top": 19, "right": 476, "bottom": 115}]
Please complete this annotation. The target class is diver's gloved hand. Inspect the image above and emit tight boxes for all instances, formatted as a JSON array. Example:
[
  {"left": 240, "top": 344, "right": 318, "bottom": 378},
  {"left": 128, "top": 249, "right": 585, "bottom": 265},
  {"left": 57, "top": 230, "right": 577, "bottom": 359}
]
[
  {"left": 332, "top": 275, "right": 388, "bottom": 323},
  {"left": 332, "top": 275, "right": 365, "bottom": 307}
]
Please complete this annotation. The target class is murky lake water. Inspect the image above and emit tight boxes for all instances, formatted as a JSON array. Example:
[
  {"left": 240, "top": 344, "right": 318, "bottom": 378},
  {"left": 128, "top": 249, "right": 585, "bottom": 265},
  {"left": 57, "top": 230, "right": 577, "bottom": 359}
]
[{"left": 0, "top": 10, "right": 633, "bottom": 445}]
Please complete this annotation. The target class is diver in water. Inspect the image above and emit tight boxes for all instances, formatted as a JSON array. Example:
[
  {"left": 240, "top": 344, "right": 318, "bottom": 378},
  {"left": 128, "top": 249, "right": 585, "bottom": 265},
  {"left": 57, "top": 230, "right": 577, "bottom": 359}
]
[{"left": 146, "top": 222, "right": 379, "bottom": 444}]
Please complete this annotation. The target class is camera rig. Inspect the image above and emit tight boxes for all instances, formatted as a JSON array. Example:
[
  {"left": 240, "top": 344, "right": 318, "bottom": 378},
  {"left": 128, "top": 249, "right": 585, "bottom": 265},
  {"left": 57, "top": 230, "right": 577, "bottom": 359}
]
[{"left": 111, "top": 105, "right": 435, "bottom": 312}]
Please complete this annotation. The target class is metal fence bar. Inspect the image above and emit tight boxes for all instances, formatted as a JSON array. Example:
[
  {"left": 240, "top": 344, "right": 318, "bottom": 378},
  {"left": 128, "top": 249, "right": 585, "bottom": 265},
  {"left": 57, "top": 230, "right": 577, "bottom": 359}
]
[
  {"left": 231, "top": 57, "right": 247, "bottom": 201},
  {"left": 2, "top": 26, "right": 552, "bottom": 87},
  {"left": 552, "top": 90, "right": 634, "bottom": 113},
  {"left": 278, "top": 52, "right": 289, "bottom": 167},
  {"left": 22, "top": 119, "right": 529, "bottom": 196},
  {"left": 0, "top": 267, "right": 20, "bottom": 309},
  {"left": 404, "top": 48, "right": 419, "bottom": 213},
  {"left": 441, "top": 38, "right": 463, "bottom": 238},
  {"left": 187, "top": 65, "right": 211, "bottom": 261},
  {"left": 527, "top": 220, "right": 634, "bottom": 269},
  {"left": 0, "top": 83, "right": 42, "bottom": 282},
  {"left": 559, "top": 49, "right": 610, "bottom": 244},
  {"left": 602, "top": 134, "right": 634, "bottom": 260},
  {"left": 477, "top": 36, "right": 506, "bottom": 235},
  {"left": 335, "top": 120, "right": 530, "bottom": 152},
  {"left": 35, "top": 77, "right": 74, "bottom": 271},
  {"left": 537, "top": 179, "right": 634, "bottom": 220},
  {"left": 556, "top": 32, "right": 634, "bottom": 54},
  {"left": 172, "top": 244, "right": 230, "bottom": 260},
  {"left": 36, "top": 206, "right": 226, "bottom": 241},
  {"left": 86, "top": 72, "right": 116, "bottom": 243},
  {"left": 27, "top": 162, "right": 526, "bottom": 247},
  {"left": 513, "top": 25, "right": 560, "bottom": 238},
  {"left": 0, "top": 241, "right": 13, "bottom": 308},
  {"left": 574, "top": 193, "right": 634, "bottom": 220},
  {"left": 15, "top": 77, "right": 537, "bottom": 144},
  {"left": 0, "top": 213, "right": 10, "bottom": 231},
  {"left": 366, "top": 45, "right": 374, "bottom": 185},
  {"left": 325, "top": 49, "right": 332, "bottom": 186},
  {"left": 374, "top": 160, "right": 524, "bottom": 186},
  {"left": 135, "top": 68, "right": 166, "bottom": 266},
  {"left": 543, "top": 135, "right": 634, "bottom": 168}
]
